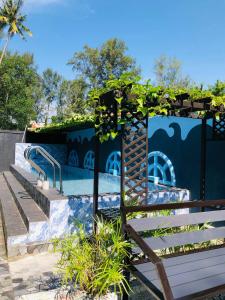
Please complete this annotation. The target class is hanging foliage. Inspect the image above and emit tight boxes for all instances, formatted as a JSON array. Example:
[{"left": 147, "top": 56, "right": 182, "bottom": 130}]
[{"left": 88, "top": 73, "right": 225, "bottom": 142}]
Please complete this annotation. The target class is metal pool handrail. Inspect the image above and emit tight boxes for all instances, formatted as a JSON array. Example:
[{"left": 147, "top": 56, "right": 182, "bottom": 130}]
[
  {"left": 24, "top": 146, "right": 63, "bottom": 194},
  {"left": 24, "top": 147, "right": 47, "bottom": 181},
  {"left": 36, "top": 146, "right": 63, "bottom": 194}
]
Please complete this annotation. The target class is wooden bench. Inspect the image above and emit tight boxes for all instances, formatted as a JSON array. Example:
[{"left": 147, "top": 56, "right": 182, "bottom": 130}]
[{"left": 124, "top": 200, "right": 225, "bottom": 300}]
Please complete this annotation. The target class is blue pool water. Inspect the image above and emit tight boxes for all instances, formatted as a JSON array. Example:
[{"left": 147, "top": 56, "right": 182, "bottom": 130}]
[{"left": 32, "top": 165, "right": 167, "bottom": 196}]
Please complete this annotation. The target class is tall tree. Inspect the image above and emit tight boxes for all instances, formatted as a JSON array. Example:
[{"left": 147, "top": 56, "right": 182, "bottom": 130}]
[
  {"left": 65, "top": 78, "right": 88, "bottom": 116},
  {"left": 41, "top": 68, "right": 62, "bottom": 125},
  {"left": 56, "top": 78, "right": 88, "bottom": 121},
  {"left": 154, "top": 55, "right": 192, "bottom": 88},
  {"left": 0, "top": 52, "right": 38, "bottom": 130},
  {"left": 56, "top": 79, "right": 70, "bottom": 121},
  {"left": 210, "top": 80, "right": 225, "bottom": 96},
  {"left": 68, "top": 38, "right": 140, "bottom": 89},
  {"left": 0, "top": 0, "right": 32, "bottom": 64}
]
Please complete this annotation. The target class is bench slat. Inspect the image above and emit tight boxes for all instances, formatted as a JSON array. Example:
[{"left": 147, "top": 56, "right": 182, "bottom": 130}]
[
  {"left": 138, "top": 251, "right": 225, "bottom": 281},
  {"left": 151, "top": 268, "right": 225, "bottom": 299},
  {"left": 172, "top": 274, "right": 225, "bottom": 300},
  {"left": 140, "top": 227, "right": 225, "bottom": 250},
  {"left": 136, "top": 247, "right": 225, "bottom": 273},
  {"left": 135, "top": 248, "right": 225, "bottom": 299},
  {"left": 128, "top": 209, "right": 225, "bottom": 232}
]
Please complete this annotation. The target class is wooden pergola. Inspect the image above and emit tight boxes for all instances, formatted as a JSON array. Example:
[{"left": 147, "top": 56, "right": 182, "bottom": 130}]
[
  {"left": 93, "top": 91, "right": 225, "bottom": 220},
  {"left": 93, "top": 90, "right": 225, "bottom": 300}
]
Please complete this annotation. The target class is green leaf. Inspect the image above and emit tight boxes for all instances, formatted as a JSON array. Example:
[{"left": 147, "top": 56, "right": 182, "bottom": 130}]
[
  {"left": 115, "top": 97, "right": 123, "bottom": 104},
  {"left": 118, "top": 119, "right": 126, "bottom": 125},
  {"left": 110, "top": 131, "right": 118, "bottom": 139}
]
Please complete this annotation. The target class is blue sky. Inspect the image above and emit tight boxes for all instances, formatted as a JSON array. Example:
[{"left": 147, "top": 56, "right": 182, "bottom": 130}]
[{"left": 5, "top": 0, "right": 225, "bottom": 85}]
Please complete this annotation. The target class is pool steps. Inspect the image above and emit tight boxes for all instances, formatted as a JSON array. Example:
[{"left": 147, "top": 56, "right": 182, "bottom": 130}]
[
  {"left": 0, "top": 171, "right": 55, "bottom": 257},
  {"left": 3, "top": 171, "right": 48, "bottom": 231},
  {"left": 0, "top": 174, "right": 27, "bottom": 256},
  {"left": 8, "top": 165, "right": 69, "bottom": 257}
]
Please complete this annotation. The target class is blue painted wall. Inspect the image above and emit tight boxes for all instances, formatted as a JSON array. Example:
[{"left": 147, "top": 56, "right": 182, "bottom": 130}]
[
  {"left": 67, "top": 128, "right": 121, "bottom": 172},
  {"left": 65, "top": 116, "right": 225, "bottom": 200}
]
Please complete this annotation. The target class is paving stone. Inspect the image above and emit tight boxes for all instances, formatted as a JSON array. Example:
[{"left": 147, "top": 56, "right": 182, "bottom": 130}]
[
  {"left": 12, "top": 278, "right": 23, "bottom": 284},
  {"left": 27, "top": 245, "right": 36, "bottom": 254},
  {"left": 1, "top": 294, "right": 14, "bottom": 300},
  {"left": 0, "top": 276, "right": 13, "bottom": 288},
  {"left": 14, "top": 284, "right": 28, "bottom": 291},
  {"left": 0, "top": 269, "right": 10, "bottom": 277},
  {"left": 18, "top": 247, "right": 27, "bottom": 256}
]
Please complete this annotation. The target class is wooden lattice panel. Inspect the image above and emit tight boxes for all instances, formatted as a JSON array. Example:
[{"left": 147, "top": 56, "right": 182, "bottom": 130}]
[
  {"left": 213, "top": 115, "right": 225, "bottom": 140},
  {"left": 122, "top": 111, "right": 149, "bottom": 206}
]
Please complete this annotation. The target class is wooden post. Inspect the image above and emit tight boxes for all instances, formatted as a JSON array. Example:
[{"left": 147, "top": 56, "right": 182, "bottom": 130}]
[
  {"left": 145, "top": 115, "right": 149, "bottom": 204},
  {"left": 200, "top": 118, "right": 207, "bottom": 207},
  {"left": 120, "top": 124, "right": 127, "bottom": 226},
  {"left": 93, "top": 132, "right": 100, "bottom": 232}
]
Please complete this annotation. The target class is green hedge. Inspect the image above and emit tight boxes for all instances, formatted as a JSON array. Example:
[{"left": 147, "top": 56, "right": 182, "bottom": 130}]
[{"left": 32, "top": 114, "right": 95, "bottom": 133}]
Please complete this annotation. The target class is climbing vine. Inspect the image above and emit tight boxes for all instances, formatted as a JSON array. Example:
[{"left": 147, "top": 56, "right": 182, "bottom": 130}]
[{"left": 88, "top": 74, "right": 225, "bottom": 142}]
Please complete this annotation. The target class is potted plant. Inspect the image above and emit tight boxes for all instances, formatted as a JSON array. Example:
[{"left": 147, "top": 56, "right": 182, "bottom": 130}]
[{"left": 53, "top": 218, "right": 131, "bottom": 299}]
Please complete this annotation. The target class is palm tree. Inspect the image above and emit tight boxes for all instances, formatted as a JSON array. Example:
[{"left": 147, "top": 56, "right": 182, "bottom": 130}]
[{"left": 0, "top": 0, "right": 32, "bottom": 64}]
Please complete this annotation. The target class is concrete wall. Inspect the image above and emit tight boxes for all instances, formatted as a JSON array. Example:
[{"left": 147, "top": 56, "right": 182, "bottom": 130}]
[{"left": 0, "top": 130, "right": 24, "bottom": 172}]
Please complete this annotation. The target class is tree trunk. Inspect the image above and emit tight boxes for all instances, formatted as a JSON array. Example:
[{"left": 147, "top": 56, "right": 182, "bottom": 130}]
[
  {"left": 0, "top": 33, "right": 11, "bottom": 65},
  {"left": 45, "top": 103, "right": 50, "bottom": 125}
]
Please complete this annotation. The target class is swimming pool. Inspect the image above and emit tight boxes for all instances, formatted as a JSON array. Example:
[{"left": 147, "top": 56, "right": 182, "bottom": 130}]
[{"left": 32, "top": 165, "right": 167, "bottom": 196}]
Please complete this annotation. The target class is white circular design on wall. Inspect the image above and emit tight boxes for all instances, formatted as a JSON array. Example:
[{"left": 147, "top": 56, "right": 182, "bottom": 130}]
[
  {"left": 105, "top": 151, "right": 121, "bottom": 176},
  {"left": 148, "top": 151, "right": 176, "bottom": 186},
  {"left": 68, "top": 150, "right": 79, "bottom": 167},
  {"left": 83, "top": 150, "right": 95, "bottom": 170}
]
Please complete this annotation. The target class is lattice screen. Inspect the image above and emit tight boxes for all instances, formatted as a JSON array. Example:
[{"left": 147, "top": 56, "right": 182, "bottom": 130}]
[
  {"left": 213, "top": 115, "right": 225, "bottom": 140},
  {"left": 121, "top": 108, "right": 149, "bottom": 206}
]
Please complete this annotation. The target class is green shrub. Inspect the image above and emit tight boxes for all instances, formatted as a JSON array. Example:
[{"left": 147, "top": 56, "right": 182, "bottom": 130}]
[{"left": 53, "top": 218, "right": 131, "bottom": 298}]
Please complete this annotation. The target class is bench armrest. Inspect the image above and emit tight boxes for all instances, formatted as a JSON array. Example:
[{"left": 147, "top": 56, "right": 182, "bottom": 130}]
[
  {"left": 124, "top": 224, "right": 161, "bottom": 263},
  {"left": 124, "top": 224, "right": 174, "bottom": 300}
]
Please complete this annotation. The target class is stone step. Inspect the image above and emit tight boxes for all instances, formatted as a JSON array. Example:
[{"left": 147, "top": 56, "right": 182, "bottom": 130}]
[
  {"left": 3, "top": 171, "right": 48, "bottom": 231},
  {"left": 0, "top": 215, "right": 6, "bottom": 258},
  {"left": 0, "top": 175, "right": 28, "bottom": 245}
]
